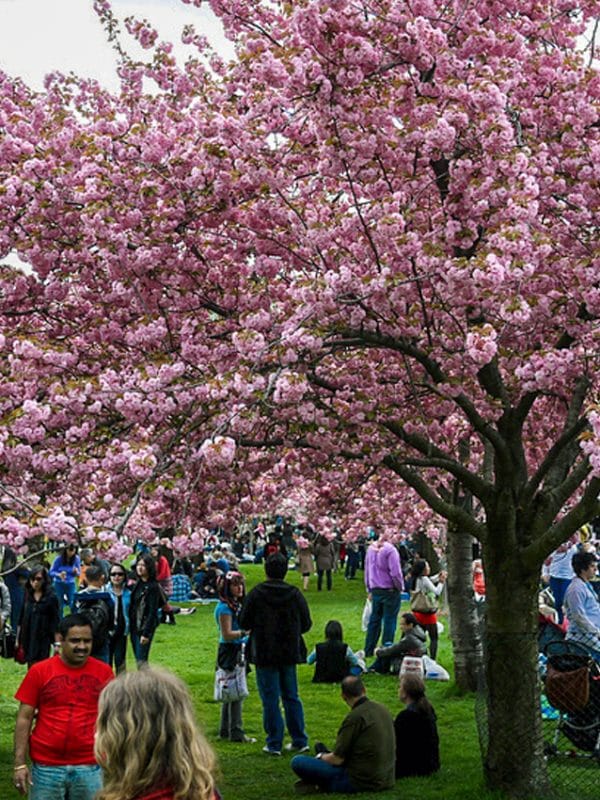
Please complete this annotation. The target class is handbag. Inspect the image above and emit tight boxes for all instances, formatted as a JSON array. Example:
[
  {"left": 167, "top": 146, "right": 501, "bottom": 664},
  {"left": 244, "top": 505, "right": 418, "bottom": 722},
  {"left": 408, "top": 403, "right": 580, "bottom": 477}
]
[
  {"left": 14, "top": 643, "right": 27, "bottom": 664},
  {"left": 1, "top": 625, "right": 16, "bottom": 659},
  {"left": 214, "top": 663, "right": 249, "bottom": 703},
  {"left": 214, "top": 643, "right": 249, "bottom": 703},
  {"left": 410, "top": 589, "right": 438, "bottom": 615},
  {"left": 361, "top": 597, "right": 372, "bottom": 632}
]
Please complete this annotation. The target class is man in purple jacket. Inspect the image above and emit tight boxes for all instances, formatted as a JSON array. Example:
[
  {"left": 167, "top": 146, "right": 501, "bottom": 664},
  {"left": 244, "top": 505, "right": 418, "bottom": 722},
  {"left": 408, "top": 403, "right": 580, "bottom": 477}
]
[{"left": 364, "top": 535, "right": 404, "bottom": 657}]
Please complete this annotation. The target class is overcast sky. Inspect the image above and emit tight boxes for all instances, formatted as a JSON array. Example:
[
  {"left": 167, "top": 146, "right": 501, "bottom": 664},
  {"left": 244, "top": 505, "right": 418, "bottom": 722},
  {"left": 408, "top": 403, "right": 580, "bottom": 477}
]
[{"left": 0, "top": 0, "right": 233, "bottom": 91}]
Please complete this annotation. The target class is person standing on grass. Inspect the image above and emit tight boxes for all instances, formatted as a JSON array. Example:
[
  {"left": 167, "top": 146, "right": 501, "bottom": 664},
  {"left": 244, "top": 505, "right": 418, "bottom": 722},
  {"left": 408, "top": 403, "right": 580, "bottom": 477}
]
[
  {"left": 290, "top": 676, "right": 395, "bottom": 794},
  {"left": 13, "top": 614, "right": 114, "bottom": 799},
  {"left": 17, "top": 566, "right": 60, "bottom": 668},
  {"left": 106, "top": 562, "right": 131, "bottom": 674},
  {"left": 129, "top": 554, "right": 162, "bottom": 668},
  {"left": 313, "top": 534, "right": 335, "bottom": 592},
  {"left": 364, "top": 533, "right": 405, "bottom": 657},
  {"left": 239, "top": 552, "right": 312, "bottom": 756},
  {"left": 214, "top": 571, "right": 256, "bottom": 744},
  {"left": 410, "top": 559, "right": 446, "bottom": 661},
  {"left": 49, "top": 544, "right": 80, "bottom": 617}
]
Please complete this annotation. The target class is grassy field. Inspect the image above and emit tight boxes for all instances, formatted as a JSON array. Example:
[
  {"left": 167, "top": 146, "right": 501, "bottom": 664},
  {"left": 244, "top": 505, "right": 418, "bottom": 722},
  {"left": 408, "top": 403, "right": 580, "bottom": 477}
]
[{"left": 1, "top": 564, "right": 492, "bottom": 800}]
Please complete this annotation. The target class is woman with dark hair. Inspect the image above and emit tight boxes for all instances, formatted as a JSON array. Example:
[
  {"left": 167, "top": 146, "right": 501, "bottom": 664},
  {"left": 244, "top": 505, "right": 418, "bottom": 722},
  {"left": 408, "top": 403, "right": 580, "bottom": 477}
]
[
  {"left": 394, "top": 673, "right": 440, "bottom": 778},
  {"left": 313, "top": 535, "right": 335, "bottom": 592},
  {"left": 16, "top": 565, "right": 60, "bottom": 667},
  {"left": 49, "top": 544, "right": 80, "bottom": 616},
  {"left": 214, "top": 571, "right": 255, "bottom": 743},
  {"left": 107, "top": 562, "right": 131, "bottom": 673},
  {"left": 307, "top": 620, "right": 362, "bottom": 682},
  {"left": 410, "top": 559, "right": 446, "bottom": 660},
  {"left": 129, "top": 554, "right": 162, "bottom": 668}
]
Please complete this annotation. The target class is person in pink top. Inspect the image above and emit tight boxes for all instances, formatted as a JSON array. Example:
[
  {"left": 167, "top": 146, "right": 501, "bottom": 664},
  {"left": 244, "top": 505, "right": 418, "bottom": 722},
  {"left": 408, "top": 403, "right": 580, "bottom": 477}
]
[{"left": 364, "top": 534, "right": 405, "bottom": 657}]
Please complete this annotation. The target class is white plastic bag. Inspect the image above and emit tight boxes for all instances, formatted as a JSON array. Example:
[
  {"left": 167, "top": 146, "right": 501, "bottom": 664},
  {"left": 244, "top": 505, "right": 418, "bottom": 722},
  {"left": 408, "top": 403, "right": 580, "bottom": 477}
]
[
  {"left": 361, "top": 597, "right": 372, "bottom": 631},
  {"left": 422, "top": 654, "right": 450, "bottom": 681}
]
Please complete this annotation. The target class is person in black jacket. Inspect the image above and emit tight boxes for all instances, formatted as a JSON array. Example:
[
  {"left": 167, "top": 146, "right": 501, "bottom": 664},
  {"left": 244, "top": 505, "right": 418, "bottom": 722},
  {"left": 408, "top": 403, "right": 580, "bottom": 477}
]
[
  {"left": 394, "top": 673, "right": 440, "bottom": 778},
  {"left": 239, "top": 553, "right": 311, "bottom": 755},
  {"left": 369, "top": 612, "right": 427, "bottom": 674},
  {"left": 129, "top": 554, "right": 162, "bottom": 668},
  {"left": 17, "top": 566, "right": 60, "bottom": 667}
]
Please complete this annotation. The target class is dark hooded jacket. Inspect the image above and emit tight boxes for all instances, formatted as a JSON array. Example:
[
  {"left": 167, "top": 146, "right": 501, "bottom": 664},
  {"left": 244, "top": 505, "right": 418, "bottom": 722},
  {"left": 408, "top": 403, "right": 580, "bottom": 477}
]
[{"left": 239, "top": 579, "right": 311, "bottom": 666}]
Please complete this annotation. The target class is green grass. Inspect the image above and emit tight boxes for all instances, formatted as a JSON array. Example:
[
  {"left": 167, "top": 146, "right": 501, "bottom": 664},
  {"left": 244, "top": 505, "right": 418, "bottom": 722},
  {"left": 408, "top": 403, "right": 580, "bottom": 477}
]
[{"left": 1, "top": 565, "right": 489, "bottom": 800}]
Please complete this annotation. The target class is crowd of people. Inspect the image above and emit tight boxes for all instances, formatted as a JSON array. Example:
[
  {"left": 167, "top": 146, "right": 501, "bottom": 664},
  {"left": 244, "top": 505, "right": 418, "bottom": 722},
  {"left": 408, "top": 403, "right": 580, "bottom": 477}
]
[
  {"left": 8, "top": 519, "right": 600, "bottom": 799},
  {"left": 8, "top": 548, "right": 441, "bottom": 800}
]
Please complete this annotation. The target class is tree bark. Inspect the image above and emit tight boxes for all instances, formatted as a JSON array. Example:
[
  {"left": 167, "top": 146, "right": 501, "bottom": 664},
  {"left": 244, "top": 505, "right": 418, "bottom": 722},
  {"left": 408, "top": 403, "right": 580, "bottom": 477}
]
[
  {"left": 481, "top": 532, "right": 549, "bottom": 796},
  {"left": 445, "top": 524, "right": 482, "bottom": 692}
]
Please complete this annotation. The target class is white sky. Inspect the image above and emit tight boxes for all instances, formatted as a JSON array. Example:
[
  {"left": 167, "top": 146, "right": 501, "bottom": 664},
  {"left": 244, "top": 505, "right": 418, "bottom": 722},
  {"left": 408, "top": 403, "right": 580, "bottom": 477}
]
[{"left": 0, "top": 0, "right": 234, "bottom": 92}]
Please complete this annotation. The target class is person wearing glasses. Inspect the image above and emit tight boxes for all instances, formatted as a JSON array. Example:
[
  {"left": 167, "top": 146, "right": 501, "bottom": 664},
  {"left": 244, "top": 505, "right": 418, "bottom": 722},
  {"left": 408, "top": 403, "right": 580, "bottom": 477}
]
[
  {"left": 16, "top": 566, "right": 60, "bottom": 668},
  {"left": 106, "top": 563, "right": 131, "bottom": 674}
]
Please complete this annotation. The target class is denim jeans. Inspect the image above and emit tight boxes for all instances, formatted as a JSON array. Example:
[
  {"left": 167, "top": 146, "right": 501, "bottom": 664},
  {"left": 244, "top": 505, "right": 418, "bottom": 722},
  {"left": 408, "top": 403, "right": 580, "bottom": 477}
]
[
  {"left": 255, "top": 665, "right": 308, "bottom": 751},
  {"left": 131, "top": 632, "right": 153, "bottom": 667},
  {"left": 30, "top": 763, "right": 102, "bottom": 800},
  {"left": 291, "top": 755, "right": 357, "bottom": 793},
  {"left": 364, "top": 588, "right": 401, "bottom": 656},
  {"left": 53, "top": 580, "right": 76, "bottom": 617},
  {"left": 549, "top": 576, "right": 571, "bottom": 624}
]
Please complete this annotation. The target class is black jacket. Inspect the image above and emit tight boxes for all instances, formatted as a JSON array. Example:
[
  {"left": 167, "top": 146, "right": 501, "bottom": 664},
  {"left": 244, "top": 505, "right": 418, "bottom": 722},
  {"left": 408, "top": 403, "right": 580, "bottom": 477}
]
[
  {"left": 394, "top": 704, "right": 440, "bottom": 778},
  {"left": 129, "top": 579, "right": 162, "bottom": 639},
  {"left": 239, "top": 579, "right": 311, "bottom": 667}
]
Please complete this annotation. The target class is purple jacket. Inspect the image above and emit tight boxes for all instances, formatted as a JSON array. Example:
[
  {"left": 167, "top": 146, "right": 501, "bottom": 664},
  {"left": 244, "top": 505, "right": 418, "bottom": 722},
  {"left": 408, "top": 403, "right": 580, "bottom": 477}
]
[{"left": 364, "top": 541, "right": 404, "bottom": 592}]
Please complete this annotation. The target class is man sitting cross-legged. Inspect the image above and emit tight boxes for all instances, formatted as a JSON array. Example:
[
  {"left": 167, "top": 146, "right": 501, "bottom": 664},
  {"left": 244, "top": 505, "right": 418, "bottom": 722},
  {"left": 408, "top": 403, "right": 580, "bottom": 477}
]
[{"left": 290, "top": 676, "right": 395, "bottom": 794}]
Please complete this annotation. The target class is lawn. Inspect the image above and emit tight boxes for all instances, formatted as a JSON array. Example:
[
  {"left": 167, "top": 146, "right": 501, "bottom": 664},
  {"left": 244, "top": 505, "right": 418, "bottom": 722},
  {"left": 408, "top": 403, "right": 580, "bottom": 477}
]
[{"left": 0, "top": 564, "right": 499, "bottom": 800}]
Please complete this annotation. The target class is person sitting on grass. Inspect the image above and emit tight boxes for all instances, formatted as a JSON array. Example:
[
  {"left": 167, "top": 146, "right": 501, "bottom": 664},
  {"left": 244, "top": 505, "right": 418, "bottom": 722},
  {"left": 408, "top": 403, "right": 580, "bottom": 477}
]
[
  {"left": 307, "top": 620, "right": 362, "bottom": 683},
  {"left": 394, "top": 673, "right": 440, "bottom": 778},
  {"left": 290, "top": 676, "right": 395, "bottom": 794},
  {"left": 368, "top": 612, "right": 427, "bottom": 674}
]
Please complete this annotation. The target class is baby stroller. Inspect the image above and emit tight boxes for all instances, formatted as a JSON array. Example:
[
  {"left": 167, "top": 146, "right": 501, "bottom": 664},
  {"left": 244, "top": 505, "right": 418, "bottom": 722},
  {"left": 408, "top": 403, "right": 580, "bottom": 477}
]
[{"left": 543, "top": 639, "right": 600, "bottom": 761}]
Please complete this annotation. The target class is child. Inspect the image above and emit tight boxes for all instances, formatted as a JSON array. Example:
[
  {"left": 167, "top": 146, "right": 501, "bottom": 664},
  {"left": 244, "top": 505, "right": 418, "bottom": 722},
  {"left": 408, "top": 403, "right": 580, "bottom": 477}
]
[{"left": 307, "top": 620, "right": 363, "bottom": 682}]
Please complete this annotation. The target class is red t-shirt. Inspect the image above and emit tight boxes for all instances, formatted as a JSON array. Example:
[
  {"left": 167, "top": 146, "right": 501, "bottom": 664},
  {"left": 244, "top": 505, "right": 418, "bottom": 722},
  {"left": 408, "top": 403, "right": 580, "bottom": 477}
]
[{"left": 15, "top": 654, "right": 114, "bottom": 766}]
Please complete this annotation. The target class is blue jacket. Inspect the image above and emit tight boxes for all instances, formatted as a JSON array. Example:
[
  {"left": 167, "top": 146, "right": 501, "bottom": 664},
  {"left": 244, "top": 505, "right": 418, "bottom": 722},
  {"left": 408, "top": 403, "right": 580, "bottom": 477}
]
[{"left": 107, "top": 585, "right": 131, "bottom": 636}]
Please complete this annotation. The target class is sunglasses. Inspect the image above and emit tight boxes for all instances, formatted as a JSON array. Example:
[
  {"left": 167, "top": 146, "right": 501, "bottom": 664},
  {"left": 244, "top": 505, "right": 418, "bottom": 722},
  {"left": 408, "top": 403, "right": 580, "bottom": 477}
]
[
  {"left": 30, "top": 576, "right": 43, "bottom": 582},
  {"left": 110, "top": 572, "right": 126, "bottom": 577}
]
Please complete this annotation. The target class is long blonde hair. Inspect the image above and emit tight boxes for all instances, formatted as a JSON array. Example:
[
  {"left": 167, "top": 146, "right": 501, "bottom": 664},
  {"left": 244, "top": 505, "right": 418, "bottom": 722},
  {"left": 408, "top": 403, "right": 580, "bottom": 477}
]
[{"left": 95, "top": 668, "right": 217, "bottom": 800}]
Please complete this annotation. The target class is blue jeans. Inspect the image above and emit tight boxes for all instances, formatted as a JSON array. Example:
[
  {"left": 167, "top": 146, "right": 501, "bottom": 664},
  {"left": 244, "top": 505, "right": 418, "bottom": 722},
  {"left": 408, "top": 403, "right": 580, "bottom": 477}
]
[
  {"left": 291, "top": 755, "right": 357, "bottom": 793},
  {"left": 364, "top": 588, "right": 401, "bottom": 656},
  {"left": 30, "top": 763, "right": 102, "bottom": 800},
  {"left": 255, "top": 664, "right": 307, "bottom": 751},
  {"left": 549, "top": 576, "right": 571, "bottom": 624},
  {"left": 53, "top": 580, "right": 76, "bottom": 617},
  {"left": 131, "top": 632, "right": 153, "bottom": 667}
]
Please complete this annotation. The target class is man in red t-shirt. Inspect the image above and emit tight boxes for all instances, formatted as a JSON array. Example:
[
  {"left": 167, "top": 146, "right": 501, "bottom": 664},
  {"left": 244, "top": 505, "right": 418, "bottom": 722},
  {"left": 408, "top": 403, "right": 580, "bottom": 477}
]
[{"left": 13, "top": 613, "right": 114, "bottom": 799}]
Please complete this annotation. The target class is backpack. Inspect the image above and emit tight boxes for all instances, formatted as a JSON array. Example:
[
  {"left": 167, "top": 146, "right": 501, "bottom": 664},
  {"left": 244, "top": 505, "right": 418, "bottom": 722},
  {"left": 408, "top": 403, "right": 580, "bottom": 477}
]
[{"left": 74, "top": 593, "right": 113, "bottom": 649}]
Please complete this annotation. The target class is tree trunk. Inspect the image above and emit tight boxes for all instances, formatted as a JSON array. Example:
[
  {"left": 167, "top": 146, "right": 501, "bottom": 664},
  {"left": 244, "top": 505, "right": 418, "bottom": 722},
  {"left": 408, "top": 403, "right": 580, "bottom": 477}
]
[
  {"left": 482, "top": 540, "right": 549, "bottom": 796},
  {"left": 445, "top": 524, "right": 482, "bottom": 692}
]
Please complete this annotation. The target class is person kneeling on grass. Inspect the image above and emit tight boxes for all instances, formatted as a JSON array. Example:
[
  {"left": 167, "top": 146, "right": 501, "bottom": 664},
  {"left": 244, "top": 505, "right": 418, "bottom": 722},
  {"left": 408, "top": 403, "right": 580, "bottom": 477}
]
[
  {"left": 307, "top": 620, "right": 363, "bottom": 683},
  {"left": 290, "top": 676, "right": 395, "bottom": 794}
]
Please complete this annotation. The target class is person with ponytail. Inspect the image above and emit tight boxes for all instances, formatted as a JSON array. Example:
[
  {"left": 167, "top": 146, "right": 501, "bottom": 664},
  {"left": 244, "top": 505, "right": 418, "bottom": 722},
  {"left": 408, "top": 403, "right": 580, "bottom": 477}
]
[
  {"left": 394, "top": 673, "right": 440, "bottom": 778},
  {"left": 214, "top": 571, "right": 255, "bottom": 743}
]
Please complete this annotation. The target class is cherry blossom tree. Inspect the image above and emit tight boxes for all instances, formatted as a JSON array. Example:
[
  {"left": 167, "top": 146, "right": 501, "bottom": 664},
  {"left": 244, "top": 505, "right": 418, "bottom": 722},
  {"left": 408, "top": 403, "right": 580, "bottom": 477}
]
[{"left": 1, "top": 0, "right": 599, "bottom": 792}]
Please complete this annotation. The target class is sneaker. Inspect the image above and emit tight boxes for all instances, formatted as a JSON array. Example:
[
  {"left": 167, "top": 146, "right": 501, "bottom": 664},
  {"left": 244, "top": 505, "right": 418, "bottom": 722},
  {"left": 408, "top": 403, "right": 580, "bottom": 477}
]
[
  {"left": 232, "top": 736, "right": 257, "bottom": 744},
  {"left": 294, "top": 780, "right": 322, "bottom": 795},
  {"left": 262, "top": 745, "right": 282, "bottom": 756},
  {"left": 285, "top": 742, "right": 310, "bottom": 753}
]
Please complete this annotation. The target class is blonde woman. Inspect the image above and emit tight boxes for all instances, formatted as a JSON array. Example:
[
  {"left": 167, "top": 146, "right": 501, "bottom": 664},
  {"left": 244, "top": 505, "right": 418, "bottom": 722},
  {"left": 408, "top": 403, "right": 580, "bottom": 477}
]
[{"left": 95, "top": 669, "right": 221, "bottom": 800}]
